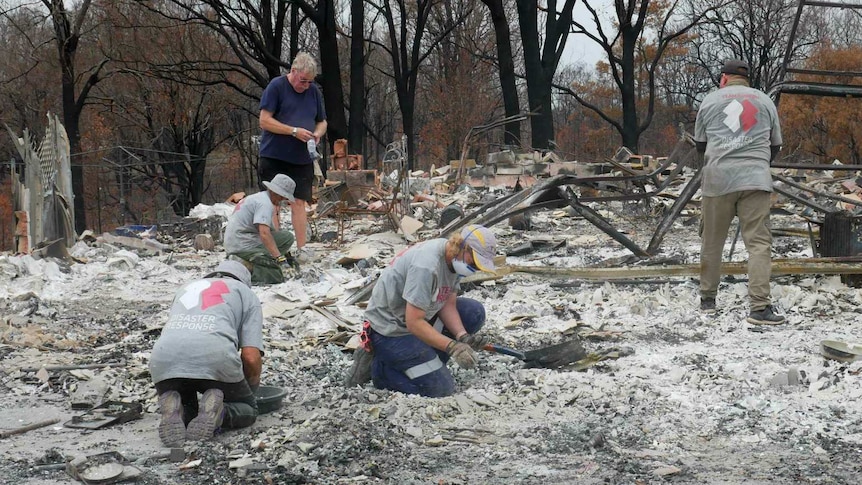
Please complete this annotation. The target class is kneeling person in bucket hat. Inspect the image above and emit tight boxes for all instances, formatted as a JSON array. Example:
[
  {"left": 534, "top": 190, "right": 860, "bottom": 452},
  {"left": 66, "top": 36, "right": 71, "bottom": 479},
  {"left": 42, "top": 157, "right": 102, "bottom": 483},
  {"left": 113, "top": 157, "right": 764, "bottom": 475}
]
[
  {"left": 224, "top": 173, "right": 300, "bottom": 284},
  {"left": 346, "top": 225, "right": 497, "bottom": 397},
  {"left": 150, "top": 260, "right": 264, "bottom": 446}
]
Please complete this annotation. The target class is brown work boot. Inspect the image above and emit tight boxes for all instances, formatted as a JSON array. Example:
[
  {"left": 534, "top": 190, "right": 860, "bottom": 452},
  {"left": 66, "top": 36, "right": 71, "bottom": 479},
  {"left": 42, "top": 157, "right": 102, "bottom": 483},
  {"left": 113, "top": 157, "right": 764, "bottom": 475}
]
[
  {"left": 344, "top": 348, "right": 374, "bottom": 387},
  {"left": 157, "top": 390, "right": 185, "bottom": 447},
  {"left": 187, "top": 388, "right": 225, "bottom": 441}
]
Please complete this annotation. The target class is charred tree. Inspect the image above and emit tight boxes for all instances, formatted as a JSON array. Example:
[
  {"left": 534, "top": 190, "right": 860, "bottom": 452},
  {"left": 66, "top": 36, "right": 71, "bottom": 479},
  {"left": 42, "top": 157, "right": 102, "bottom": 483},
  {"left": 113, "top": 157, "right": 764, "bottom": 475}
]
[
  {"left": 481, "top": 0, "right": 521, "bottom": 146},
  {"left": 371, "top": 0, "right": 470, "bottom": 170},
  {"left": 348, "top": 0, "right": 367, "bottom": 156},
  {"left": 566, "top": 0, "right": 712, "bottom": 152},
  {"left": 515, "top": 0, "right": 576, "bottom": 150},
  {"left": 43, "top": 0, "right": 109, "bottom": 234}
]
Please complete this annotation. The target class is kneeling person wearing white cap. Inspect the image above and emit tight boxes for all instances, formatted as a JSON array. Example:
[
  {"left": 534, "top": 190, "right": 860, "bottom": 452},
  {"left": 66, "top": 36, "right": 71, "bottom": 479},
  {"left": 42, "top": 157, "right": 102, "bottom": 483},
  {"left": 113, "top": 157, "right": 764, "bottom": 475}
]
[
  {"left": 150, "top": 260, "right": 264, "bottom": 446},
  {"left": 223, "top": 173, "right": 300, "bottom": 284}
]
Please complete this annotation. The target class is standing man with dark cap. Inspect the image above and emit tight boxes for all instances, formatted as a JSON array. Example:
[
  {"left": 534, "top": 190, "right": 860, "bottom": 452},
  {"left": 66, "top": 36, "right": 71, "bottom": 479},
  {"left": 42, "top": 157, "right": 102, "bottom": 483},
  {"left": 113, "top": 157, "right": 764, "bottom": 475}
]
[
  {"left": 150, "top": 260, "right": 264, "bottom": 447},
  {"left": 694, "top": 59, "right": 785, "bottom": 325},
  {"left": 259, "top": 52, "right": 327, "bottom": 264},
  {"left": 224, "top": 174, "right": 299, "bottom": 284}
]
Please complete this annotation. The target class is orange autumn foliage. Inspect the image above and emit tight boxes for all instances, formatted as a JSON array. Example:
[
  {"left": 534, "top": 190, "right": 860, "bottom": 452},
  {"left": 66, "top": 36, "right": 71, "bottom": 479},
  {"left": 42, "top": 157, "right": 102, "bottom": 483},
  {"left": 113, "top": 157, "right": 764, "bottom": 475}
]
[{"left": 780, "top": 44, "right": 862, "bottom": 164}]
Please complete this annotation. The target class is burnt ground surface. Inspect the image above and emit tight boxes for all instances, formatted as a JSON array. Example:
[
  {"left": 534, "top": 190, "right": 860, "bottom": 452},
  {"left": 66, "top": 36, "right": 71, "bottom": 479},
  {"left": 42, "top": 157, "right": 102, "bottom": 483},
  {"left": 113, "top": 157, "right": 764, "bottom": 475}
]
[{"left": 1, "top": 203, "right": 862, "bottom": 484}]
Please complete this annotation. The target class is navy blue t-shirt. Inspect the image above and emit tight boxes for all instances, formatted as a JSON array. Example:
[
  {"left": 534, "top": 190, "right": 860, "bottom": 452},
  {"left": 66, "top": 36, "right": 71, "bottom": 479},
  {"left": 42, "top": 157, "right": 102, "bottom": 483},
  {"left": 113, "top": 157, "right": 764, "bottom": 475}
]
[{"left": 259, "top": 76, "right": 327, "bottom": 165}]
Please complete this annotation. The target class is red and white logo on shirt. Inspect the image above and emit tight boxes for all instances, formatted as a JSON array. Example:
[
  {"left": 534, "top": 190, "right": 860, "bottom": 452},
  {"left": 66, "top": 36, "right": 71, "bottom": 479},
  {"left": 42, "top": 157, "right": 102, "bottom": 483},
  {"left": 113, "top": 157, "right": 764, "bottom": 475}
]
[
  {"left": 722, "top": 99, "right": 759, "bottom": 133},
  {"left": 178, "top": 280, "right": 230, "bottom": 310}
]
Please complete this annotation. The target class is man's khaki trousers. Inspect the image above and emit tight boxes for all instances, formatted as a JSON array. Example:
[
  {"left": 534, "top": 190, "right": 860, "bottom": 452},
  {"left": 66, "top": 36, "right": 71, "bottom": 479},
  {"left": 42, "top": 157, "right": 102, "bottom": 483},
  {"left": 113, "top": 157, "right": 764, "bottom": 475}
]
[{"left": 700, "top": 190, "right": 772, "bottom": 311}]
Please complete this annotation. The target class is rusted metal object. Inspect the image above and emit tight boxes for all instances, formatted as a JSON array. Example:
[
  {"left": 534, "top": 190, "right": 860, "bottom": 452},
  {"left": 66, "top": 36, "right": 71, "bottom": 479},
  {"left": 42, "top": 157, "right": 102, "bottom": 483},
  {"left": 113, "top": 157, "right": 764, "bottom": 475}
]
[
  {"left": 0, "top": 418, "right": 60, "bottom": 439},
  {"left": 820, "top": 211, "right": 862, "bottom": 287},
  {"left": 333, "top": 167, "right": 407, "bottom": 243}
]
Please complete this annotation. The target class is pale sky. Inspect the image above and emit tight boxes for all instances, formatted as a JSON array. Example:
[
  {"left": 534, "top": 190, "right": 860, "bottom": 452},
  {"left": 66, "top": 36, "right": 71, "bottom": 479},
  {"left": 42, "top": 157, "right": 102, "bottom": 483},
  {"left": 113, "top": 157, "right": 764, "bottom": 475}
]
[
  {"left": 561, "top": 38, "right": 605, "bottom": 69},
  {"left": 559, "top": 1, "right": 616, "bottom": 70}
]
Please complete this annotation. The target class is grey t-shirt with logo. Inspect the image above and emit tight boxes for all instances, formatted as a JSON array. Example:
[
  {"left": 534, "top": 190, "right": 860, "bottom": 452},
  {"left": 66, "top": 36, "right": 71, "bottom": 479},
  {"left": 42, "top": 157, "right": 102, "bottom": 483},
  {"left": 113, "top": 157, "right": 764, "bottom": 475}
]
[
  {"left": 365, "top": 239, "right": 460, "bottom": 337},
  {"left": 149, "top": 277, "right": 264, "bottom": 384},
  {"left": 223, "top": 191, "right": 275, "bottom": 253},
  {"left": 694, "top": 85, "right": 782, "bottom": 197}
]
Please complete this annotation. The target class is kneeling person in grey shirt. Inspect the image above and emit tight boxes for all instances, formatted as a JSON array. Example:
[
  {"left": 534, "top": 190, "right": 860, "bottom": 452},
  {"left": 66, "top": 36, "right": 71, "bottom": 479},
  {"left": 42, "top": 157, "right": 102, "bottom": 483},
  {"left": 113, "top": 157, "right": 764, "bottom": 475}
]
[
  {"left": 224, "top": 173, "right": 299, "bottom": 284},
  {"left": 149, "top": 260, "right": 264, "bottom": 446}
]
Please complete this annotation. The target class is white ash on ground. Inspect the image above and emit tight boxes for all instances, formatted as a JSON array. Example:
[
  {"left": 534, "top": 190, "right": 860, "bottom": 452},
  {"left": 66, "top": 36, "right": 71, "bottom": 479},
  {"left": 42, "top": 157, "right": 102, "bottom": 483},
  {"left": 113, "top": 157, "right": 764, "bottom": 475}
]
[{"left": 1, "top": 203, "right": 861, "bottom": 483}]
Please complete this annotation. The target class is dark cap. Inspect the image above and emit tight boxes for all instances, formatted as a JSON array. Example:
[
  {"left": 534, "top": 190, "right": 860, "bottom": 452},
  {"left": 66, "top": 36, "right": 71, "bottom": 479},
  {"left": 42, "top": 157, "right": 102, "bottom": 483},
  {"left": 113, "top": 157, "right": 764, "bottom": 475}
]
[{"left": 721, "top": 59, "right": 750, "bottom": 77}]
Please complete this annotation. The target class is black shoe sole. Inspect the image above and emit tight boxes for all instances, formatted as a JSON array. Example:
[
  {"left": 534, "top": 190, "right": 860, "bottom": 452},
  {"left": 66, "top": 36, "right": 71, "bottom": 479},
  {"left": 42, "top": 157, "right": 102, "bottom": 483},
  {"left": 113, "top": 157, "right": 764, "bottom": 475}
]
[{"left": 746, "top": 317, "right": 786, "bottom": 325}]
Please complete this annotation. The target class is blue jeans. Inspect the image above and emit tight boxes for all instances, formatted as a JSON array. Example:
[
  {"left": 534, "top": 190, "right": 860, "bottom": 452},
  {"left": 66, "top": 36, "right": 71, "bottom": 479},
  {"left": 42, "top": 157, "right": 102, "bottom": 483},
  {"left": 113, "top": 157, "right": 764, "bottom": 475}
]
[{"left": 370, "top": 297, "right": 485, "bottom": 397}]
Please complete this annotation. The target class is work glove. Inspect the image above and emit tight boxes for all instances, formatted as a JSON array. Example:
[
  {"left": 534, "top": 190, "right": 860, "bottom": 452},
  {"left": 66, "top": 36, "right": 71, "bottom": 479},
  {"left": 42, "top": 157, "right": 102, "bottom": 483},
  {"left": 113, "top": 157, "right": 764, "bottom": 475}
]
[
  {"left": 457, "top": 333, "right": 490, "bottom": 351},
  {"left": 275, "top": 254, "right": 300, "bottom": 277},
  {"left": 446, "top": 340, "right": 477, "bottom": 370}
]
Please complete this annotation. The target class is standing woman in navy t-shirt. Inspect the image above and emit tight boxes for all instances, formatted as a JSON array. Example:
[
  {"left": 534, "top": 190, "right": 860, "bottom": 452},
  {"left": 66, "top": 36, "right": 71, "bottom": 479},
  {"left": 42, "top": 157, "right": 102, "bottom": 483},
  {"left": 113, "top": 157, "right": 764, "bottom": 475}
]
[{"left": 258, "top": 52, "right": 327, "bottom": 264}]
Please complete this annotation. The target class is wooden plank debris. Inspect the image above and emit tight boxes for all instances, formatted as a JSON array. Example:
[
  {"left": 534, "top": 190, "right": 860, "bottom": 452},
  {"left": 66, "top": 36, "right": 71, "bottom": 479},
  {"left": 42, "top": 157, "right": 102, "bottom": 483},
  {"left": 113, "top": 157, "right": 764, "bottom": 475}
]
[
  {"left": 467, "top": 257, "right": 862, "bottom": 282},
  {"left": 0, "top": 418, "right": 60, "bottom": 439}
]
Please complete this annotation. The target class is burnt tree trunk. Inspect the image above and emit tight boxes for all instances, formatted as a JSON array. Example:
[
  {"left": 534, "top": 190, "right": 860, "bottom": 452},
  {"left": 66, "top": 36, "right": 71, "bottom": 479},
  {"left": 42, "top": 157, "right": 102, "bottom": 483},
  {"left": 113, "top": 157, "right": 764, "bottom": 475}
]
[
  {"left": 289, "top": 2, "right": 299, "bottom": 61},
  {"left": 482, "top": 0, "right": 521, "bottom": 146},
  {"left": 47, "top": 0, "right": 106, "bottom": 235},
  {"left": 260, "top": 0, "right": 289, "bottom": 81},
  {"left": 620, "top": 24, "right": 639, "bottom": 152},
  {"left": 348, "top": 0, "right": 366, "bottom": 157},
  {"left": 296, "top": 0, "right": 348, "bottom": 158},
  {"left": 317, "top": 0, "right": 347, "bottom": 143},
  {"left": 517, "top": 0, "right": 554, "bottom": 149}
]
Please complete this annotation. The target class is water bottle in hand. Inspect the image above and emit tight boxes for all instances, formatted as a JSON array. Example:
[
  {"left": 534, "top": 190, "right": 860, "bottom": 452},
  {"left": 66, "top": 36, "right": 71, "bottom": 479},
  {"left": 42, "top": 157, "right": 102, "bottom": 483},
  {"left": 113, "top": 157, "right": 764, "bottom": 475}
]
[{"left": 307, "top": 139, "right": 321, "bottom": 160}]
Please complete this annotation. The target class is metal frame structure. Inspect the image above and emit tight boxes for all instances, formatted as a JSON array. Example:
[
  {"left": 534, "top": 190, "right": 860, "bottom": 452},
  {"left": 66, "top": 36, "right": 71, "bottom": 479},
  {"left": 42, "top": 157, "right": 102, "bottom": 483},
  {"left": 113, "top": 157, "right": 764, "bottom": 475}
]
[
  {"left": 772, "top": 0, "right": 862, "bottom": 101},
  {"left": 333, "top": 167, "right": 407, "bottom": 243}
]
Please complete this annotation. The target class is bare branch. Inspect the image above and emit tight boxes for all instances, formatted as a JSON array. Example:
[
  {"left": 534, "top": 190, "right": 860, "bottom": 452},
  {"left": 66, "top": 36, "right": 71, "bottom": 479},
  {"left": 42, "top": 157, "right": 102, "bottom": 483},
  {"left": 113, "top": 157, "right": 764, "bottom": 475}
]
[{"left": 555, "top": 81, "right": 624, "bottom": 132}]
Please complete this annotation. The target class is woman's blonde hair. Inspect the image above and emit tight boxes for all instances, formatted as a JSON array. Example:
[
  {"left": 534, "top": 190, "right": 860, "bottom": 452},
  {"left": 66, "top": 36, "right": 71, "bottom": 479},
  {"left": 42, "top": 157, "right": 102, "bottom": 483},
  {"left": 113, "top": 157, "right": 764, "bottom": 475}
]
[
  {"left": 445, "top": 233, "right": 465, "bottom": 260},
  {"left": 291, "top": 52, "right": 318, "bottom": 77}
]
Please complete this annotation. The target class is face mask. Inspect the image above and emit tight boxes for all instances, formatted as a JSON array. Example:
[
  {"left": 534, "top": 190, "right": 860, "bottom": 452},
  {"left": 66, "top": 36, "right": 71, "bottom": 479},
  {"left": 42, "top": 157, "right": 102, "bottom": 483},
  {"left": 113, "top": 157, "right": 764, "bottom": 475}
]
[{"left": 453, "top": 258, "right": 477, "bottom": 277}]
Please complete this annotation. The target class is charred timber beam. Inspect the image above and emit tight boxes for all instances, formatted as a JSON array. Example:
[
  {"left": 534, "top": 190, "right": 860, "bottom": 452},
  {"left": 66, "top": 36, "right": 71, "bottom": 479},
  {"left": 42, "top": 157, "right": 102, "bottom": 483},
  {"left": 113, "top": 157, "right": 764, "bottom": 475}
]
[
  {"left": 772, "top": 184, "right": 836, "bottom": 214},
  {"left": 647, "top": 168, "right": 702, "bottom": 254},
  {"left": 770, "top": 81, "right": 862, "bottom": 98},
  {"left": 771, "top": 162, "right": 862, "bottom": 171},
  {"left": 465, "top": 257, "right": 862, "bottom": 283},
  {"left": 439, "top": 175, "right": 581, "bottom": 237},
  {"left": 774, "top": 173, "right": 862, "bottom": 209},
  {"left": 563, "top": 187, "right": 650, "bottom": 257},
  {"left": 786, "top": 67, "right": 862, "bottom": 77},
  {"left": 481, "top": 199, "right": 566, "bottom": 228},
  {"left": 803, "top": 1, "right": 862, "bottom": 8}
]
